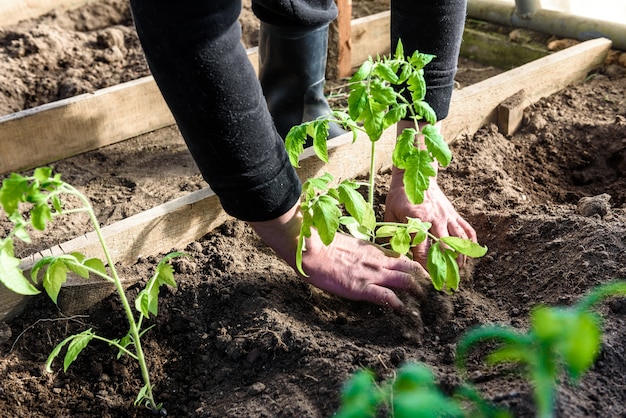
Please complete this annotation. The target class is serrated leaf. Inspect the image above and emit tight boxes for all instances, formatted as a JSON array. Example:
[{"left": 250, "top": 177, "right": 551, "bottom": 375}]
[
  {"left": 373, "top": 62, "right": 399, "bottom": 84},
  {"left": 362, "top": 106, "right": 385, "bottom": 142},
  {"left": 383, "top": 104, "right": 408, "bottom": 130},
  {"left": 413, "top": 100, "right": 437, "bottom": 125},
  {"left": 370, "top": 79, "right": 396, "bottom": 108},
  {"left": 402, "top": 151, "right": 436, "bottom": 205},
  {"left": 312, "top": 120, "right": 330, "bottom": 163},
  {"left": 393, "top": 128, "right": 418, "bottom": 169},
  {"left": 285, "top": 124, "right": 308, "bottom": 167},
  {"left": 408, "top": 72, "right": 426, "bottom": 102},
  {"left": 422, "top": 124, "right": 451, "bottom": 167},
  {"left": 340, "top": 216, "right": 371, "bottom": 241}
]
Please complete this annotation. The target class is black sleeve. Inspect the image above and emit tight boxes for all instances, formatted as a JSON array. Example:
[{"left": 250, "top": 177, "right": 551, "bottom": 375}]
[
  {"left": 129, "top": 0, "right": 301, "bottom": 222},
  {"left": 391, "top": 0, "right": 467, "bottom": 121}
]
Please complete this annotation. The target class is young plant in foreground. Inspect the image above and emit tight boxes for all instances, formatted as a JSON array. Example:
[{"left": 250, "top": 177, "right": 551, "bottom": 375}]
[
  {"left": 335, "top": 362, "right": 510, "bottom": 418},
  {"left": 456, "top": 280, "right": 626, "bottom": 418},
  {"left": 0, "top": 167, "right": 181, "bottom": 415},
  {"left": 285, "top": 40, "right": 486, "bottom": 292}
]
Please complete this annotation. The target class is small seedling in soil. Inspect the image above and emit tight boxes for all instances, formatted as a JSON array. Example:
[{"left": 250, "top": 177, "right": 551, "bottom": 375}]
[
  {"left": 456, "top": 280, "right": 626, "bottom": 418},
  {"left": 285, "top": 40, "right": 487, "bottom": 292},
  {"left": 0, "top": 167, "right": 181, "bottom": 415},
  {"left": 335, "top": 362, "right": 511, "bottom": 418},
  {"left": 334, "top": 281, "right": 626, "bottom": 417}
]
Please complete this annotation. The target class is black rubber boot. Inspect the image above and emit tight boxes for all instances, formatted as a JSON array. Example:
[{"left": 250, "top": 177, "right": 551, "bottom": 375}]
[{"left": 258, "top": 21, "right": 346, "bottom": 141}]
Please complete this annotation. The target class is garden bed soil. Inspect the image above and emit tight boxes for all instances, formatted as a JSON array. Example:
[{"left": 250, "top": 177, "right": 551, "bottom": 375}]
[{"left": 1, "top": 1, "right": 626, "bottom": 417}]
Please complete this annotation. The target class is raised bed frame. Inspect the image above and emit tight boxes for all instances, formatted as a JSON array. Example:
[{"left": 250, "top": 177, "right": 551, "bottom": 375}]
[{"left": 0, "top": 3, "right": 612, "bottom": 321}]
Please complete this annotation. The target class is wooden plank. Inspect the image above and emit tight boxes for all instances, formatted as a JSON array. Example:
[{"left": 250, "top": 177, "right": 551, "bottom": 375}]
[
  {"left": 2, "top": 127, "right": 396, "bottom": 321},
  {"left": 444, "top": 37, "right": 612, "bottom": 142},
  {"left": 0, "top": 0, "right": 88, "bottom": 27},
  {"left": 350, "top": 11, "right": 390, "bottom": 69}
]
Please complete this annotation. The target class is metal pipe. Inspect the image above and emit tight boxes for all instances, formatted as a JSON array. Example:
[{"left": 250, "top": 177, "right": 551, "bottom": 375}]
[
  {"left": 468, "top": 0, "right": 626, "bottom": 50},
  {"left": 514, "top": 0, "right": 541, "bottom": 18}
]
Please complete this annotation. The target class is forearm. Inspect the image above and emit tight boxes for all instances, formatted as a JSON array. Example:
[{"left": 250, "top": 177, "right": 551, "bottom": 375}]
[{"left": 130, "top": 0, "right": 301, "bottom": 222}]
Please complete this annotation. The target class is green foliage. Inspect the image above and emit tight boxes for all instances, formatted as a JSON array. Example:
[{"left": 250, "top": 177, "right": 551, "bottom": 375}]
[
  {"left": 0, "top": 168, "right": 182, "bottom": 414},
  {"left": 456, "top": 281, "right": 626, "bottom": 418},
  {"left": 336, "top": 282, "right": 626, "bottom": 417},
  {"left": 285, "top": 40, "right": 487, "bottom": 291},
  {"left": 335, "top": 363, "right": 509, "bottom": 418}
]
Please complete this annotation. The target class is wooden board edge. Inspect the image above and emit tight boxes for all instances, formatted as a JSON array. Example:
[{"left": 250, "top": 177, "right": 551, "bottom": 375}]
[
  {"left": 444, "top": 37, "right": 612, "bottom": 143},
  {"left": 0, "top": 0, "right": 89, "bottom": 27}
]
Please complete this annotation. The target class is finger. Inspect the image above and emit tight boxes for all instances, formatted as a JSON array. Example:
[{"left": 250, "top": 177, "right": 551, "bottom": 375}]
[{"left": 363, "top": 285, "right": 405, "bottom": 310}]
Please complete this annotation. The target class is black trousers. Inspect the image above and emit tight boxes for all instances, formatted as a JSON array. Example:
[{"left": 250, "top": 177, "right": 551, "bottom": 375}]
[{"left": 129, "top": 0, "right": 466, "bottom": 221}]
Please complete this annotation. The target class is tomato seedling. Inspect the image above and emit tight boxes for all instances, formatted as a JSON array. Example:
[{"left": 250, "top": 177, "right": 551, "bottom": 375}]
[
  {"left": 285, "top": 40, "right": 487, "bottom": 291},
  {"left": 456, "top": 281, "right": 626, "bottom": 418},
  {"left": 0, "top": 167, "right": 181, "bottom": 414}
]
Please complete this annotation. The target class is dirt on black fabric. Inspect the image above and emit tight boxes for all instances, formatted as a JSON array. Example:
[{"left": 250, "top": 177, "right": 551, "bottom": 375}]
[{"left": 2, "top": 1, "right": 626, "bottom": 418}]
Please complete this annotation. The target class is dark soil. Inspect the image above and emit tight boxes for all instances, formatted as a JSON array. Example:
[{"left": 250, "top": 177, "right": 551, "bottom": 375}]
[{"left": 1, "top": 1, "right": 626, "bottom": 417}]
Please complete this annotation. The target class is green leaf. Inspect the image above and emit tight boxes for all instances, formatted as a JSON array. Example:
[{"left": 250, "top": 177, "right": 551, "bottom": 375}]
[
  {"left": 0, "top": 174, "right": 29, "bottom": 215},
  {"left": 84, "top": 257, "right": 107, "bottom": 277},
  {"left": 362, "top": 106, "right": 385, "bottom": 142},
  {"left": 335, "top": 370, "right": 379, "bottom": 418},
  {"left": 135, "top": 252, "right": 183, "bottom": 317},
  {"left": 402, "top": 150, "right": 436, "bottom": 205},
  {"left": 340, "top": 216, "right": 371, "bottom": 241},
  {"left": 407, "top": 72, "right": 426, "bottom": 102},
  {"left": 389, "top": 227, "right": 411, "bottom": 256},
  {"left": 443, "top": 249, "right": 461, "bottom": 291},
  {"left": 408, "top": 51, "right": 435, "bottom": 69},
  {"left": 30, "top": 203, "right": 52, "bottom": 231},
  {"left": 0, "top": 242, "right": 40, "bottom": 295},
  {"left": 348, "top": 82, "right": 369, "bottom": 121},
  {"left": 64, "top": 330, "right": 94, "bottom": 371},
  {"left": 422, "top": 124, "right": 451, "bottom": 167},
  {"left": 532, "top": 307, "right": 601, "bottom": 380},
  {"left": 375, "top": 224, "right": 398, "bottom": 238},
  {"left": 350, "top": 59, "right": 373, "bottom": 83},
  {"left": 373, "top": 62, "right": 399, "bottom": 84},
  {"left": 285, "top": 124, "right": 308, "bottom": 167},
  {"left": 33, "top": 167, "right": 52, "bottom": 183},
  {"left": 392, "top": 128, "right": 418, "bottom": 170},
  {"left": 427, "top": 243, "right": 447, "bottom": 291},
  {"left": 42, "top": 259, "right": 70, "bottom": 304},
  {"left": 337, "top": 182, "right": 371, "bottom": 228},
  {"left": 312, "top": 120, "right": 330, "bottom": 163},
  {"left": 440, "top": 236, "right": 488, "bottom": 258},
  {"left": 383, "top": 104, "right": 407, "bottom": 130},
  {"left": 394, "top": 39, "right": 405, "bottom": 60},
  {"left": 413, "top": 100, "right": 437, "bottom": 125},
  {"left": 312, "top": 195, "right": 342, "bottom": 246},
  {"left": 369, "top": 79, "right": 396, "bottom": 108}
]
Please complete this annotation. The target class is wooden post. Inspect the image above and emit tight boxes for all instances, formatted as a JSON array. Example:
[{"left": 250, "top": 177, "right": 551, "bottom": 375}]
[{"left": 327, "top": 0, "right": 353, "bottom": 79}]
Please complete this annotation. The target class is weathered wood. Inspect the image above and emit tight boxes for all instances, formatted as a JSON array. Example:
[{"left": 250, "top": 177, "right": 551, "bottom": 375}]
[
  {"left": 0, "top": 77, "right": 176, "bottom": 174},
  {"left": 444, "top": 37, "right": 611, "bottom": 143},
  {"left": 497, "top": 90, "right": 528, "bottom": 136},
  {"left": 350, "top": 11, "right": 390, "bottom": 68},
  {"left": 0, "top": 0, "right": 88, "bottom": 27}
]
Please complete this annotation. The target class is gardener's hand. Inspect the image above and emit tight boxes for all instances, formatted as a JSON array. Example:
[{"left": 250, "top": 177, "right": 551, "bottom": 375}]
[
  {"left": 384, "top": 165, "right": 476, "bottom": 268},
  {"left": 250, "top": 201, "right": 430, "bottom": 310},
  {"left": 384, "top": 120, "right": 476, "bottom": 268}
]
